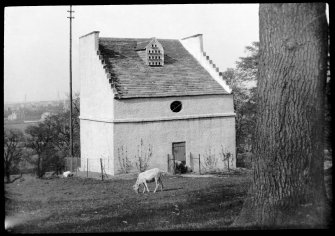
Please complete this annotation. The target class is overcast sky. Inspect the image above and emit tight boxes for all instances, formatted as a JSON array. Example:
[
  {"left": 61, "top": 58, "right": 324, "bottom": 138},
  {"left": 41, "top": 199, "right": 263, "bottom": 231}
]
[{"left": 4, "top": 4, "right": 261, "bottom": 103}]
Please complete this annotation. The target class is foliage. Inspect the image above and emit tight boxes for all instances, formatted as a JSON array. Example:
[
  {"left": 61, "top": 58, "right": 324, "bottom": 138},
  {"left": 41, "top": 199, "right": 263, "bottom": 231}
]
[
  {"left": 134, "top": 139, "right": 152, "bottom": 172},
  {"left": 24, "top": 93, "right": 80, "bottom": 177},
  {"left": 221, "top": 42, "right": 258, "bottom": 155},
  {"left": 117, "top": 145, "right": 133, "bottom": 174},
  {"left": 4, "top": 128, "right": 25, "bottom": 182},
  {"left": 44, "top": 93, "right": 80, "bottom": 157},
  {"left": 25, "top": 122, "right": 56, "bottom": 177},
  {"left": 236, "top": 41, "right": 259, "bottom": 79},
  {"left": 202, "top": 146, "right": 218, "bottom": 172},
  {"left": 219, "top": 146, "right": 233, "bottom": 171}
]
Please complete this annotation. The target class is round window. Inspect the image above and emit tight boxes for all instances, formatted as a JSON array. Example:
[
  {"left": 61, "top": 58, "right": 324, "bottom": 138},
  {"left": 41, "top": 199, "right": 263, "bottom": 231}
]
[{"left": 170, "top": 101, "right": 182, "bottom": 112}]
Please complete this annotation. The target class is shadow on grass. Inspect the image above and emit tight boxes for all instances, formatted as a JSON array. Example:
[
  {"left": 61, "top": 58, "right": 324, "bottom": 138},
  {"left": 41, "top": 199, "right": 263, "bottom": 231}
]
[{"left": 162, "top": 187, "right": 183, "bottom": 192}]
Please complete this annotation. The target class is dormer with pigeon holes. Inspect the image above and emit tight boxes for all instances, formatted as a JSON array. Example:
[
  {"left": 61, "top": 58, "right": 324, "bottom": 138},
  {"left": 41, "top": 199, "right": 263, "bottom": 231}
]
[{"left": 136, "top": 38, "right": 164, "bottom": 66}]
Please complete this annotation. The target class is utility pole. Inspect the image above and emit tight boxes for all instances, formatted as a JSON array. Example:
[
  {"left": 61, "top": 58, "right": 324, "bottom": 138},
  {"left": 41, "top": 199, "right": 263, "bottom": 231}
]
[{"left": 67, "top": 5, "right": 74, "bottom": 158}]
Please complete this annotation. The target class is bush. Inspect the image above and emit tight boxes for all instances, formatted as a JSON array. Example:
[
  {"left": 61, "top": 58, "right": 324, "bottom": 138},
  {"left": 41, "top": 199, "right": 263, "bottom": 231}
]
[
  {"left": 117, "top": 145, "right": 132, "bottom": 174},
  {"left": 203, "top": 147, "right": 219, "bottom": 173},
  {"left": 134, "top": 139, "right": 152, "bottom": 172},
  {"left": 236, "top": 152, "right": 253, "bottom": 169}
]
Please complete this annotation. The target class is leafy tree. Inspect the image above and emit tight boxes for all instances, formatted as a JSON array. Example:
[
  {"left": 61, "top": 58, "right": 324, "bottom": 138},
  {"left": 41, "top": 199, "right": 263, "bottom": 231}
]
[
  {"left": 236, "top": 41, "right": 259, "bottom": 80},
  {"left": 25, "top": 122, "right": 55, "bottom": 177},
  {"left": 222, "top": 42, "right": 258, "bottom": 155},
  {"left": 57, "top": 92, "right": 80, "bottom": 157},
  {"left": 234, "top": 3, "right": 329, "bottom": 227},
  {"left": 4, "top": 128, "right": 25, "bottom": 183},
  {"left": 24, "top": 93, "right": 80, "bottom": 177}
]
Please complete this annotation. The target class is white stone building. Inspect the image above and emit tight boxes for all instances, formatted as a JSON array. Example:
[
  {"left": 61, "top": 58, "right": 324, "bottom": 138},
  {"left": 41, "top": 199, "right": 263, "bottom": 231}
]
[{"left": 79, "top": 31, "right": 236, "bottom": 176}]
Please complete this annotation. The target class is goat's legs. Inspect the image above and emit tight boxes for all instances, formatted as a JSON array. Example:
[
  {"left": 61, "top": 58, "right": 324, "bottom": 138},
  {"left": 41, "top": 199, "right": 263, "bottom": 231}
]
[
  {"left": 159, "top": 178, "right": 164, "bottom": 192},
  {"left": 142, "top": 184, "right": 146, "bottom": 193},
  {"left": 144, "top": 181, "right": 150, "bottom": 192},
  {"left": 154, "top": 178, "right": 159, "bottom": 193}
]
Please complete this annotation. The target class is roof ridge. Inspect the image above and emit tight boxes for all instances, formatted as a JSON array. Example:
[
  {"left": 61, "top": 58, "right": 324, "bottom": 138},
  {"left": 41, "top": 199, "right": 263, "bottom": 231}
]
[{"left": 99, "top": 37, "right": 180, "bottom": 41}]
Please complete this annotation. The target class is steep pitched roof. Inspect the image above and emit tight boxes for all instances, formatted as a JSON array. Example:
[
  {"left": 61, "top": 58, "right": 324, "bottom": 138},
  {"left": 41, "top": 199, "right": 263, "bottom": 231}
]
[
  {"left": 98, "top": 37, "right": 229, "bottom": 99},
  {"left": 135, "top": 40, "right": 150, "bottom": 51}
]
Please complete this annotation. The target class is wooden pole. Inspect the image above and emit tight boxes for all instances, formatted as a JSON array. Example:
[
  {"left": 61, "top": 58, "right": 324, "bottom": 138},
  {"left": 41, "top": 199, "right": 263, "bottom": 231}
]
[
  {"left": 67, "top": 5, "right": 74, "bottom": 158},
  {"left": 173, "top": 154, "right": 176, "bottom": 175},
  {"left": 86, "top": 158, "right": 88, "bottom": 178},
  {"left": 190, "top": 152, "right": 192, "bottom": 170},
  {"left": 100, "top": 158, "right": 104, "bottom": 181},
  {"left": 167, "top": 154, "right": 169, "bottom": 173}
]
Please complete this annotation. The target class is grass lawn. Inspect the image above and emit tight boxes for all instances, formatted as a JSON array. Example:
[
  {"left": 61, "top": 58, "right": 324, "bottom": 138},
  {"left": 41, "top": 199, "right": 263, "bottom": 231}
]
[{"left": 5, "top": 170, "right": 251, "bottom": 233}]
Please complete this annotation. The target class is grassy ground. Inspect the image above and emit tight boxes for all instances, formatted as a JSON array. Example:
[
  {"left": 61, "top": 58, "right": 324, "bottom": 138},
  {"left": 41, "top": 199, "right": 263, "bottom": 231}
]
[{"left": 5, "top": 170, "right": 252, "bottom": 233}]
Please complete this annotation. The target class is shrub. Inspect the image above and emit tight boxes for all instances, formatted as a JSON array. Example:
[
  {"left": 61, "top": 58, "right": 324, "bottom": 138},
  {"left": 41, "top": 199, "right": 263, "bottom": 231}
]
[
  {"left": 203, "top": 147, "right": 218, "bottom": 172},
  {"left": 117, "top": 145, "right": 132, "bottom": 174},
  {"left": 134, "top": 139, "right": 152, "bottom": 172},
  {"left": 219, "top": 146, "right": 233, "bottom": 171}
]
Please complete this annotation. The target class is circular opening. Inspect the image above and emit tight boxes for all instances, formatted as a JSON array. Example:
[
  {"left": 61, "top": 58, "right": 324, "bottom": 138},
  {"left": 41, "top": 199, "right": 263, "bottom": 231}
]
[{"left": 170, "top": 101, "right": 182, "bottom": 112}]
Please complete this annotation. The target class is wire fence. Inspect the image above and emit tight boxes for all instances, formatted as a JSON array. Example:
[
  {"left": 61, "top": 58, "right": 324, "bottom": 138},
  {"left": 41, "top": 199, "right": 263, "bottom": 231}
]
[
  {"left": 168, "top": 153, "right": 202, "bottom": 174},
  {"left": 65, "top": 157, "right": 81, "bottom": 173},
  {"left": 167, "top": 154, "right": 176, "bottom": 174},
  {"left": 189, "top": 152, "right": 201, "bottom": 174},
  {"left": 81, "top": 157, "right": 110, "bottom": 180}
]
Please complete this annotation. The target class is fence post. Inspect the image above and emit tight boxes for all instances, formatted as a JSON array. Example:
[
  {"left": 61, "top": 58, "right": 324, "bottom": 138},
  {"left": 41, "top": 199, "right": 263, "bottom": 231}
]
[
  {"left": 190, "top": 152, "right": 193, "bottom": 170},
  {"left": 173, "top": 154, "right": 176, "bottom": 175},
  {"left": 199, "top": 154, "right": 201, "bottom": 175},
  {"left": 167, "top": 154, "right": 170, "bottom": 173},
  {"left": 70, "top": 157, "right": 73, "bottom": 172},
  {"left": 86, "top": 158, "right": 88, "bottom": 178},
  {"left": 100, "top": 158, "right": 104, "bottom": 181}
]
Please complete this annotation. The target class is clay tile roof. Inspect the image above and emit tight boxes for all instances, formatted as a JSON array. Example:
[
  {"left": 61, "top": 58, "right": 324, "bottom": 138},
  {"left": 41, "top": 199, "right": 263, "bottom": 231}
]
[
  {"left": 135, "top": 39, "right": 151, "bottom": 50},
  {"left": 98, "top": 37, "right": 229, "bottom": 99}
]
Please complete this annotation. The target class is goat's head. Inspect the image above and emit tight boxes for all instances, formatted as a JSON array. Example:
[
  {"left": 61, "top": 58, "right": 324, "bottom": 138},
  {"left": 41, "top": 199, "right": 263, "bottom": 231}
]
[{"left": 133, "top": 184, "right": 139, "bottom": 194}]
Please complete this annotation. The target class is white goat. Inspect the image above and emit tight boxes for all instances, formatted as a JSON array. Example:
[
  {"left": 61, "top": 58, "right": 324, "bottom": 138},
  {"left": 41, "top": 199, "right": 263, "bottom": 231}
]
[
  {"left": 133, "top": 168, "right": 165, "bottom": 194},
  {"left": 63, "top": 171, "right": 74, "bottom": 178}
]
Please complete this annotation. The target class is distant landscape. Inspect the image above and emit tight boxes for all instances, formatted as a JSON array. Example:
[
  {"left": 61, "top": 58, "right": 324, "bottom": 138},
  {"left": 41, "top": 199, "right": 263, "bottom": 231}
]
[{"left": 4, "top": 99, "right": 69, "bottom": 133}]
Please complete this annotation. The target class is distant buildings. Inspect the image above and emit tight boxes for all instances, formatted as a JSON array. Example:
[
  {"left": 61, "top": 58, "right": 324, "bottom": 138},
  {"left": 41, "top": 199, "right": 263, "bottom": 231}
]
[
  {"left": 7, "top": 112, "right": 17, "bottom": 121},
  {"left": 4, "top": 99, "right": 69, "bottom": 123},
  {"left": 41, "top": 112, "right": 52, "bottom": 121},
  {"left": 7, "top": 110, "right": 25, "bottom": 121}
]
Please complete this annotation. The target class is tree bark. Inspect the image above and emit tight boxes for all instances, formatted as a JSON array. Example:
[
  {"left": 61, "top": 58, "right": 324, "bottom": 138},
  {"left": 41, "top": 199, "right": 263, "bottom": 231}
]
[
  {"left": 6, "top": 171, "right": 11, "bottom": 183},
  {"left": 234, "top": 3, "right": 329, "bottom": 228}
]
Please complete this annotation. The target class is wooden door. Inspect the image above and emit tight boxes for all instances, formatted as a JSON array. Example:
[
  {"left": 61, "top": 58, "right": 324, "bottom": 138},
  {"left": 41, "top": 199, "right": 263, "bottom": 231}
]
[{"left": 172, "top": 142, "right": 186, "bottom": 163}]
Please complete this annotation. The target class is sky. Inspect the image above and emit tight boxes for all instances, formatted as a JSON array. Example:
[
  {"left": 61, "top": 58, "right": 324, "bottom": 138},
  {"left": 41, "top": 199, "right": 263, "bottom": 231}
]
[{"left": 4, "top": 4, "right": 261, "bottom": 103}]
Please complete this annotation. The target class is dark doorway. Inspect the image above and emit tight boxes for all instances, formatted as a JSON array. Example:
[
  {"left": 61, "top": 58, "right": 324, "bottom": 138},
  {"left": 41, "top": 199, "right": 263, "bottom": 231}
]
[{"left": 172, "top": 142, "right": 186, "bottom": 163}]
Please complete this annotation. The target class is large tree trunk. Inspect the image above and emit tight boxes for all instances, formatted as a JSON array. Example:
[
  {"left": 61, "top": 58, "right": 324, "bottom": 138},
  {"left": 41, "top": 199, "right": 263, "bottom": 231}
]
[
  {"left": 5, "top": 170, "right": 11, "bottom": 183},
  {"left": 234, "top": 3, "right": 329, "bottom": 228}
]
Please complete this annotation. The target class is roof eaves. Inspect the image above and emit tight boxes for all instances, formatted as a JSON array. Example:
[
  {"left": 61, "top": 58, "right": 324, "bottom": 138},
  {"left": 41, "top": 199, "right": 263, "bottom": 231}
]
[
  {"left": 181, "top": 34, "right": 203, "bottom": 40},
  {"left": 115, "top": 92, "right": 231, "bottom": 100},
  {"left": 79, "top": 31, "right": 100, "bottom": 39}
]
